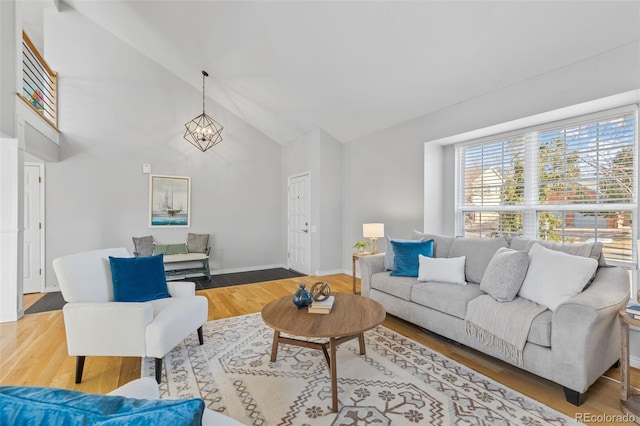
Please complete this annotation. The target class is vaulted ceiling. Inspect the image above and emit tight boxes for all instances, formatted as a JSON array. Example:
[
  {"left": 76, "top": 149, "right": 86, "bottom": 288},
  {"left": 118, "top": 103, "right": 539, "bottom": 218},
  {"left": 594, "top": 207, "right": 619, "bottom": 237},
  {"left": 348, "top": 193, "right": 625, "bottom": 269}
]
[{"left": 63, "top": 1, "right": 640, "bottom": 144}]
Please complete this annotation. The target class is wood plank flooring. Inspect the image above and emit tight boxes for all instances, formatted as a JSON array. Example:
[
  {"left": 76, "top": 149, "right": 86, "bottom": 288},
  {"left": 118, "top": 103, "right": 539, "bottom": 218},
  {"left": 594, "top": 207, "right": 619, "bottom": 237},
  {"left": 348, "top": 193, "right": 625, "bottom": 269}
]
[{"left": 2, "top": 274, "right": 639, "bottom": 424}]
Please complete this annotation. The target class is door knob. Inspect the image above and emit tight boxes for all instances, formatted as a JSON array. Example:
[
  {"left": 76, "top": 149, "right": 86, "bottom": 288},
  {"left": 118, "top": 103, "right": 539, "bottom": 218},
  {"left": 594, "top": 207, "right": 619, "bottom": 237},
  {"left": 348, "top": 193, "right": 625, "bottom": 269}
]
[{"left": 302, "top": 229, "right": 309, "bottom": 233}]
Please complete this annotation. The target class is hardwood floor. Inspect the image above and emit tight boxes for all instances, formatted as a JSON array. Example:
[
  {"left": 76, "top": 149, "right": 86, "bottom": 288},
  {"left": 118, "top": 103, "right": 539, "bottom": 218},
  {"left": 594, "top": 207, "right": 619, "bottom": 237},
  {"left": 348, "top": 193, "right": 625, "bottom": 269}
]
[{"left": 3, "top": 274, "right": 639, "bottom": 423}]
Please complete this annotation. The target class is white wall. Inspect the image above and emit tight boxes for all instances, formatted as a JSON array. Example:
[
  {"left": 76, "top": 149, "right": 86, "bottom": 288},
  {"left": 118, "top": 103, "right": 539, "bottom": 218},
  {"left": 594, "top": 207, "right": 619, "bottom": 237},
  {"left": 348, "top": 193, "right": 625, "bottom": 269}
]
[
  {"left": 0, "top": 0, "right": 16, "bottom": 139},
  {"left": 316, "top": 129, "right": 343, "bottom": 275},
  {"left": 344, "top": 40, "right": 640, "bottom": 271},
  {"left": 0, "top": 0, "right": 24, "bottom": 322},
  {"left": 43, "top": 8, "right": 284, "bottom": 284},
  {"left": 281, "top": 128, "right": 343, "bottom": 275}
]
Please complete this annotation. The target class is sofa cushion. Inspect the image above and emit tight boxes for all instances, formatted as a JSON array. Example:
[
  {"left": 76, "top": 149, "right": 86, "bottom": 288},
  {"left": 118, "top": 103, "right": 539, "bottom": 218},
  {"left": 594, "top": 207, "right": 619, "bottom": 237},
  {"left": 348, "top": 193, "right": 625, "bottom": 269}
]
[
  {"left": 518, "top": 243, "right": 598, "bottom": 311},
  {"left": 384, "top": 236, "right": 424, "bottom": 271},
  {"left": 187, "top": 233, "right": 209, "bottom": 253},
  {"left": 480, "top": 247, "right": 530, "bottom": 302},
  {"left": 508, "top": 237, "right": 530, "bottom": 251},
  {"left": 0, "top": 386, "right": 204, "bottom": 426},
  {"left": 371, "top": 271, "right": 415, "bottom": 301},
  {"left": 527, "top": 310, "right": 552, "bottom": 347},
  {"left": 412, "top": 231, "right": 455, "bottom": 258},
  {"left": 390, "top": 240, "right": 434, "bottom": 277},
  {"left": 448, "top": 237, "right": 508, "bottom": 284},
  {"left": 153, "top": 243, "right": 187, "bottom": 256},
  {"left": 109, "top": 254, "right": 171, "bottom": 302},
  {"left": 417, "top": 255, "right": 466, "bottom": 285},
  {"left": 132, "top": 236, "right": 154, "bottom": 257},
  {"left": 411, "top": 282, "right": 485, "bottom": 319}
]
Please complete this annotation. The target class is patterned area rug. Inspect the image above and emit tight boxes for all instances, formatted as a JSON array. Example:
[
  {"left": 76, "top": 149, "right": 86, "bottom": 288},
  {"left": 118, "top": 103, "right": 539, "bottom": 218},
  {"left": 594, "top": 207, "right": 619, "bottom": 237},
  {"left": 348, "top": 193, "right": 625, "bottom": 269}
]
[{"left": 142, "top": 313, "right": 580, "bottom": 425}]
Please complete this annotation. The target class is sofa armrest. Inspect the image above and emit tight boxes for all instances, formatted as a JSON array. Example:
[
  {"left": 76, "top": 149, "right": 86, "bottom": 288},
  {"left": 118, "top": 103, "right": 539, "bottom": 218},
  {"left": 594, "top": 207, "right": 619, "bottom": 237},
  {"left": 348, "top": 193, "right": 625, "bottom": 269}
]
[
  {"left": 551, "top": 266, "right": 630, "bottom": 392},
  {"left": 62, "top": 302, "right": 154, "bottom": 356},
  {"left": 168, "top": 281, "right": 196, "bottom": 297},
  {"left": 359, "top": 253, "right": 385, "bottom": 297}
]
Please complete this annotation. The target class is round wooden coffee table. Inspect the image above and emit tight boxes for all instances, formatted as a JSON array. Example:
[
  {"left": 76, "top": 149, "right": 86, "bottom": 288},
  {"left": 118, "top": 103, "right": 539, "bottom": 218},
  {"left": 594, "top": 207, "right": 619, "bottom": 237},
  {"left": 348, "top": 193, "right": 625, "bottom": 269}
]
[{"left": 261, "top": 292, "right": 386, "bottom": 413}]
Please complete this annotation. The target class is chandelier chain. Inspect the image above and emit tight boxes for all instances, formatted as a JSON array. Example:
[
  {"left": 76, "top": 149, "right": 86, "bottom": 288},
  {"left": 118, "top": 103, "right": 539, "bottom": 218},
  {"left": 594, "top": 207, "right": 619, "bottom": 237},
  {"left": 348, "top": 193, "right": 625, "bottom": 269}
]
[{"left": 202, "top": 72, "right": 206, "bottom": 113}]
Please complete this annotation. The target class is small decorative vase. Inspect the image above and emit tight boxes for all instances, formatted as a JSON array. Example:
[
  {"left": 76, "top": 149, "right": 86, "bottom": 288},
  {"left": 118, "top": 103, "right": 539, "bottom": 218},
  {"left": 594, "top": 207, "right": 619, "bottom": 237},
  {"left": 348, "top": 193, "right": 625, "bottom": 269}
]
[{"left": 292, "top": 283, "right": 313, "bottom": 309}]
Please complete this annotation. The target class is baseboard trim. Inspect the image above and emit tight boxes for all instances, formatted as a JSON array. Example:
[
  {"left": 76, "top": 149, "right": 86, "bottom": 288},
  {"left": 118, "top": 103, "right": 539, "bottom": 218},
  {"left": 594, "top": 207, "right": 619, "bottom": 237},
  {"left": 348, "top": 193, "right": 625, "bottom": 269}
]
[
  {"left": 314, "top": 269, "right": 344, "bottom": 276},
  {"left": 0, "top": 308, "right": 24, "bottom": 323},
  {"left": 210, "top": 264, "right": 289, "bottom": 276},
  {"left": 631, "top": 355, "right": 640, "bottom": 370}
]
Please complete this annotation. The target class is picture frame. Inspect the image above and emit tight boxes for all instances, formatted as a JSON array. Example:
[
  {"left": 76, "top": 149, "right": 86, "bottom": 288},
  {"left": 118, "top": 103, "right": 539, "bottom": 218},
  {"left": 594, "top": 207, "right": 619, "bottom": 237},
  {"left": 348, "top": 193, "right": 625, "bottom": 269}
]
[{"left": 149, "top": 174, "right": 191, "bottom": 227}]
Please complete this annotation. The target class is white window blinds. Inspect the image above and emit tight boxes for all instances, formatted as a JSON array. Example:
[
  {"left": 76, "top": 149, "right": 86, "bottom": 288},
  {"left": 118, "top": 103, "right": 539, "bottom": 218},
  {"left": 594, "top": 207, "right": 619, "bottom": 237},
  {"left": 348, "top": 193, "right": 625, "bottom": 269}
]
[{"left": 456, "top": 106, "right": 638, "bottom": 264}]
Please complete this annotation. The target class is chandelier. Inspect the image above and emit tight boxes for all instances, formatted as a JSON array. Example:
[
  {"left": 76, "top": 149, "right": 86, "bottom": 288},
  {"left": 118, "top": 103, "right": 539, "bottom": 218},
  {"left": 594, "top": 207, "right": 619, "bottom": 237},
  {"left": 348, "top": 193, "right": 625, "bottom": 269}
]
[{"left": 183, "top": 70, "right": 223, "bottom": 152}]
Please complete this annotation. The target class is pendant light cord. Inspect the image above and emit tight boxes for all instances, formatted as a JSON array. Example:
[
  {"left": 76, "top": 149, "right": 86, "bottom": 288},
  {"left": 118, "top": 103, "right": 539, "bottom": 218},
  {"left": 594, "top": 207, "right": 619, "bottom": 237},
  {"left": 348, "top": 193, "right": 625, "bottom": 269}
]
[{"left": 202, "top": 70, "right": 209, "bottom": 114}]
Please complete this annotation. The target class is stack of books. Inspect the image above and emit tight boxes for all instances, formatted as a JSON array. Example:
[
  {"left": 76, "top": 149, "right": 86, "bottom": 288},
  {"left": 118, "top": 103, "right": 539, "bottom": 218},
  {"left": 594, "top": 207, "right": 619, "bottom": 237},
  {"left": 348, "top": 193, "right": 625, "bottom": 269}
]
[
  {"left": 308, "top": 296, "right": 335, "bottom": 314},
  {"left": 625, "top": 304, "right": 640, "bottom": 319}
]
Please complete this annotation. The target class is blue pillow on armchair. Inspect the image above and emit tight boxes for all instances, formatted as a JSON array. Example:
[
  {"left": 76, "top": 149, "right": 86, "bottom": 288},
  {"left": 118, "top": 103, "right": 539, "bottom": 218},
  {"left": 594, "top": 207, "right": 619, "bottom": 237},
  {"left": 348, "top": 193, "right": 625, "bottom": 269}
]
[
  {"left": 390, "top": 239, "right": 434, "bottom": 277},
  {"left": 109, "top": 254, "right": 170, "bottom": 302},
  {"left": 0, "top": 386, "right": 204, "bottom": 426}
]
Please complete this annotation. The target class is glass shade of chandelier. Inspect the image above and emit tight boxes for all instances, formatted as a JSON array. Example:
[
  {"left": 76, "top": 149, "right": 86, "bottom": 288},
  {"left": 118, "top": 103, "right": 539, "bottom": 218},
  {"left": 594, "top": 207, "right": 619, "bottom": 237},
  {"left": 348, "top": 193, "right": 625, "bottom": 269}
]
[{"left": 183, "top": 70, "right": 223, "bottom": 152}]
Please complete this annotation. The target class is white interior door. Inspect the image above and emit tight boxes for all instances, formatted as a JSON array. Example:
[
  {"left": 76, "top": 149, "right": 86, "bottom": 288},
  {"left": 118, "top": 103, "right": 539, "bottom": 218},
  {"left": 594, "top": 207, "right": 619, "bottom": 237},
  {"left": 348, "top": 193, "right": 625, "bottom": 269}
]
[
  {"left": 288, "top": 173, "right": 310, "bottom": 275},
  {"left": 23, "top": 163, "right": 44, "bottom": 294}
]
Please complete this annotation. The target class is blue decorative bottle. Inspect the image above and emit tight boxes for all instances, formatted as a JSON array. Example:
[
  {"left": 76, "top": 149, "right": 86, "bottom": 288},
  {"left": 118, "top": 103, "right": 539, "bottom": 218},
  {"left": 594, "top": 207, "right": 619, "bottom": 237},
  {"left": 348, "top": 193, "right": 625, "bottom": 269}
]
[{"left": 293, "top": 283, "right": 313, "bottom": 309}]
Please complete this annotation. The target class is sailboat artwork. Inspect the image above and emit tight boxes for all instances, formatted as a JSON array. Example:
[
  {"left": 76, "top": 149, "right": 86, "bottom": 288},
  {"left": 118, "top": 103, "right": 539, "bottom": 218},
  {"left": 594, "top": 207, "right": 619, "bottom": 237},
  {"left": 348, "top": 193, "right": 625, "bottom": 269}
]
[{"left": 149, "top": 175, "right": 191, "bottom": 227}]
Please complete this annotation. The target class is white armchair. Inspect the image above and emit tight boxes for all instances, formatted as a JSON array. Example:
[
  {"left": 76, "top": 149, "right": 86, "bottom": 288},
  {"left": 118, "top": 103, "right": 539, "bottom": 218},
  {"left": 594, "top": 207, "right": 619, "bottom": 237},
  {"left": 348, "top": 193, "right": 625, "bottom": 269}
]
[{"left": 52, "top": 248, "right": 208, "bottom": 384}]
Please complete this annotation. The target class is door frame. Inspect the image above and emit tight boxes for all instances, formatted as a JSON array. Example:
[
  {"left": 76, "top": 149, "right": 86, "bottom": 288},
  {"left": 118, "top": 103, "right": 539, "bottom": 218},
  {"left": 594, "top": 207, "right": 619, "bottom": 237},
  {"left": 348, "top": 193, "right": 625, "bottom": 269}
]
[
  {"left": 287, "top": 172, "right": 311, "bottom": 275},
  {"left": 24, "top": 162, "right": 45, "bottom": 293}
]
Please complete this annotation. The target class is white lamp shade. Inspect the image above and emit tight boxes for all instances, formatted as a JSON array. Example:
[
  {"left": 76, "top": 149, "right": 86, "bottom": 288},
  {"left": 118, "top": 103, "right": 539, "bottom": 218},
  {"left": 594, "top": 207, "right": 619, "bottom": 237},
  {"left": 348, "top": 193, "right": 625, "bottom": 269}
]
[{"left": 363, "top": 223, "right": 385, "bottom": 238}]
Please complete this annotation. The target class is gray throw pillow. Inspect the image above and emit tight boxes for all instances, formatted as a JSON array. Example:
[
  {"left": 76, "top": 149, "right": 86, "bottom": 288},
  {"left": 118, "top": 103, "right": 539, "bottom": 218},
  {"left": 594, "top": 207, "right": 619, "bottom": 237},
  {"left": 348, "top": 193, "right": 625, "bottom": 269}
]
[
  {"left": 448, "top": 237, "right": 508, "bottom": 284},
  {"left": 187, "top": 233, "right": 209, "bottom": 253},
  {"left": 132, "top": 236, "right": 154, "bottom": 257},
  {"left": 480, "top": 247, "right": 530, "bottom": 302}
]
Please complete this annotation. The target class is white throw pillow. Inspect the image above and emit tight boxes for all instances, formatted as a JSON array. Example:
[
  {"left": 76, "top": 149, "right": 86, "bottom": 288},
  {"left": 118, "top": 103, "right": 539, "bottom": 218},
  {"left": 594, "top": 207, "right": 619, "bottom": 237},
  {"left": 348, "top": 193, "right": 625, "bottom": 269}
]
[
  {"left": 518, "top": 243, "right": 598, "bottom": 311},
  {"left": 417, "top": 255, "right": 466, "bottom": 285}
]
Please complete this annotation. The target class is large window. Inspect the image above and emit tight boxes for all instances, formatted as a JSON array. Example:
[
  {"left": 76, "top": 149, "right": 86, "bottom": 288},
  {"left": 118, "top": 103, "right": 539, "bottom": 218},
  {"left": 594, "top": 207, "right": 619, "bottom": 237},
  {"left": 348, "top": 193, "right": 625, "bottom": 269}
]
[{"left": 456, "top": 106, "right": 638, "bottom": 266}]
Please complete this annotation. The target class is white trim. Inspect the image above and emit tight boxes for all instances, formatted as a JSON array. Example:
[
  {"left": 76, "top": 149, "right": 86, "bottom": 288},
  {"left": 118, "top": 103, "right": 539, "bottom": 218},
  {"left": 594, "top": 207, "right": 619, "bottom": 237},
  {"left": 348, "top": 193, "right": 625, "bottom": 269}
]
[
  {"left": 287, "top": 171, "right": 312, "bottom": 275},
  {"left": 314, "top": 268, "right": 343, "bottom": 276},
  {"left": 429, "top": 90, "right": 640, "bottom": 146},
  {"left": 24, "top": 161, "right": 45, "bottom": 293},
  {"left": 0, "top": 308, "right": 24, "bottom": 323}
]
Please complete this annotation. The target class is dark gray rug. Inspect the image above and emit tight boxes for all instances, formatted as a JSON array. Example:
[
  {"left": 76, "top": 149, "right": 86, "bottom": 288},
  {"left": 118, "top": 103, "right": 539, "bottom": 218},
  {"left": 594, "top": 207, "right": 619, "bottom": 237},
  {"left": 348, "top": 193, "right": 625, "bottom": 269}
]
[
  {"left": 25, "top": 268, "right": 305, "bottom": 314},
  {"left": 25, "top": 291, "right": 67, "bottom": 314}
]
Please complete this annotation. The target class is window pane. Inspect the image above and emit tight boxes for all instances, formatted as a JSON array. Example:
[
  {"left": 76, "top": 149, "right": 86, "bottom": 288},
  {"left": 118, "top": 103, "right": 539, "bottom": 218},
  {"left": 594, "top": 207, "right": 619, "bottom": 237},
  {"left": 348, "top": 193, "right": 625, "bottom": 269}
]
[
  {"left": 537, "top": 115, "right": 635, "bottom": 205},
  {"left": 456, "top": 107, "right": 637, "bottom": 267},
  {"left": 463, "top": 211, "right": 523, "bottom": 238},
  {"left": 462, "top": 138, "right": 525, "bottom": 207},
  {"left": 537, "top": 210, "right": 633, "bottom": 262}
]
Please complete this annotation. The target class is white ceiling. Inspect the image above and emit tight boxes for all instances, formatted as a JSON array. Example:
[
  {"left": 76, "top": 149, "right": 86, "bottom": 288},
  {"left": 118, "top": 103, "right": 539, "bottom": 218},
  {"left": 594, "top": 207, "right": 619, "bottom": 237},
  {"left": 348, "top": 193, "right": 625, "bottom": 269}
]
[{"left": 62, "top": 0, "right": 640, "bottom": 144}]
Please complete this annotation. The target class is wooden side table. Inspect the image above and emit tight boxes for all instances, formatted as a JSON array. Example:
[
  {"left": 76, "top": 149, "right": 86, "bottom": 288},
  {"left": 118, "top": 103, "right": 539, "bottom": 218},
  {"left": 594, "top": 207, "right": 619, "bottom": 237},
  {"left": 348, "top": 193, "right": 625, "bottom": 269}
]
[
  {"left": 352, "top": 252, "right": 370, "bottom": 294},
  {"left": 619, "top": 309, "right": 640, "bottom": 424}
]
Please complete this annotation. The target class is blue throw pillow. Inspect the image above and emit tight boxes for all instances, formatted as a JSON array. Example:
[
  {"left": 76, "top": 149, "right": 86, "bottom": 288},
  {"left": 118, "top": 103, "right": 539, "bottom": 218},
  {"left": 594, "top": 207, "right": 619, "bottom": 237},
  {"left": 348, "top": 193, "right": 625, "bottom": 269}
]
[
  {"left": 109, "top": 254, "right": 170, "bottom": 302},
  {"left": 390, "top": 239, "right": 434, "bottom": 277},
  {"left": 0, "top": 386, "right": 204, "bottom": 426},
  {"left": 384, "top": 236, "right": 425, "bottom": 270}
]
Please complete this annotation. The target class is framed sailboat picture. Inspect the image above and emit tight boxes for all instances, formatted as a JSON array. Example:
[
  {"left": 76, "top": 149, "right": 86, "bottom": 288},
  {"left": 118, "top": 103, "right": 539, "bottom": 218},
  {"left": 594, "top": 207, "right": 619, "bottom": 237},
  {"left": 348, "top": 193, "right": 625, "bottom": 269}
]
[{"left": 149, "top": 174, "right": 191, "bottom": 227}]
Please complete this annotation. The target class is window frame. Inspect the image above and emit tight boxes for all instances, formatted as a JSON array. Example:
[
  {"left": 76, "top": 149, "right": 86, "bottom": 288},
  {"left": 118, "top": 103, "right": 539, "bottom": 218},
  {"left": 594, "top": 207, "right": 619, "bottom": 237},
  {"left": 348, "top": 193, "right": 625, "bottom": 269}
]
[{"left": 455, "top": 105, "right": 639, "bottom": 268}]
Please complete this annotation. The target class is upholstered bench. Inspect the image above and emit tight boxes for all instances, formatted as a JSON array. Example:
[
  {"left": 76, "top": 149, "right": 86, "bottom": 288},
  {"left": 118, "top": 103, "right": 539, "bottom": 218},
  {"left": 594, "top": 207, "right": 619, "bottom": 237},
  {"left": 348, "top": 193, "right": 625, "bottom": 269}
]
[
  {"left": 163, "top": 251, "right": 211, "bottom": 280},
  {"left": 132, "top": 233, "right": 211, "bottom": 280}
]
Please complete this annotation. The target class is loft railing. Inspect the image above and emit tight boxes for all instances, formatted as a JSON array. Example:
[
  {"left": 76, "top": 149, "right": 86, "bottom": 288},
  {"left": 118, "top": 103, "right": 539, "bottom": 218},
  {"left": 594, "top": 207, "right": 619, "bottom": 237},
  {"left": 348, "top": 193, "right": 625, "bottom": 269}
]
[{"left": 19, "top": 30, "right": 58, "bottom": 130}]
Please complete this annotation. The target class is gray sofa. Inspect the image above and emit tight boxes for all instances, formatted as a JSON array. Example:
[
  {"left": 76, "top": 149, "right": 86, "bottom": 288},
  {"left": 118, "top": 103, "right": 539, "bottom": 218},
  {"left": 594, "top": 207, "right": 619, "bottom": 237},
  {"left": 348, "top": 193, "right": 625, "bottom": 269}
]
[{"left": 359, "top": 232, "right": 630, "bottom": 405}]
